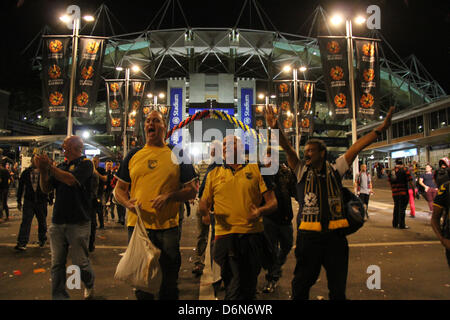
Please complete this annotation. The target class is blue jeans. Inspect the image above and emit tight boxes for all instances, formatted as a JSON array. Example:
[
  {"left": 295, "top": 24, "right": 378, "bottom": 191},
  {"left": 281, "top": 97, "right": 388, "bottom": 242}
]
[
  {"left": 49, "top": 221, "right": 95, "bottom": 300},
  {"left": 263, "top": 218, "right": 293, "bottom": 282},
  {"left": 127, "top": 226, "right": 181, "bottom": 300}
]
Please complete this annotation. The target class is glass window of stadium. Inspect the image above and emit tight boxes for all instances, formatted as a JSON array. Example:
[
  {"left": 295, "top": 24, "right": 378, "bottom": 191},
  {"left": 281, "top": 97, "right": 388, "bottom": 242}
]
[
  {"left": 439, "top": 108, "right": 447, "bottom": 128},
  {"left": 410, "top": 117, "right": 417, "bottom": 134},
  {"left": 430, "top": 111, "right": 438, "bottom": 130},
  {"left": 417, "top": 116, "right": 423, "bottom": 133}
]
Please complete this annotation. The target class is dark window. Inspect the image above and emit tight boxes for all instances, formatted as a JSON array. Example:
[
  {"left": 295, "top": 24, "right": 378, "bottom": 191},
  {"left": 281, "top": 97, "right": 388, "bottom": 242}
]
[
  {"left": 447, "top": 107, "right": 450, "bottom": 124},
  {"left": 404, "top": 119, "right": 410, "bottom": 136},
  {"left": 392, "top": 122, "right": 398, "bottom": 138},
  {"left": 430, "top": 111, "right": 438, "bottom": 130},
  {"left": 398, "top": 121, "right": 404, "bottom": 137},
  {"left": 410, "top": 117, "right": 417, "bottom": 134},
  {"left": 439, "top": 109, "right": 447, "bottom": 128},
  {"left": 417, "top": 116, "right": 424, "bottom": 133}
]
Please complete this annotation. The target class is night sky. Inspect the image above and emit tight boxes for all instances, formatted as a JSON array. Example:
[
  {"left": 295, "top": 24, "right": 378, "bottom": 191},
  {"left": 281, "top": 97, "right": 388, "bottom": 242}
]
[{"left": 1, "top": 0, "right": 449, "bottom": 103}]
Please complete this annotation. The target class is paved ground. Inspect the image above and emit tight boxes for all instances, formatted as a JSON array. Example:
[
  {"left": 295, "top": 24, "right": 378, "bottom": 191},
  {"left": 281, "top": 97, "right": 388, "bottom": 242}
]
[{"left": 0, "top": 177, "right": 449, "bottom": 300}]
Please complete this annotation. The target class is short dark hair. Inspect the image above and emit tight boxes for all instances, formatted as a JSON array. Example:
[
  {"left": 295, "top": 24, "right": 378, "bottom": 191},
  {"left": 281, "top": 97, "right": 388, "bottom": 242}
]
[{"left": 305, "top": 138, "right": 328, "bottom": 159}]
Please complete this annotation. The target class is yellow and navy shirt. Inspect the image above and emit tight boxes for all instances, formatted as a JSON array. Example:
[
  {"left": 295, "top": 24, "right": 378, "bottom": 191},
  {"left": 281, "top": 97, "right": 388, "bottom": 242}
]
[
  {"left": 116, "top": 144, "right": 197, "bottom": 230},
  {"left": 201, "top": 163, "right": 268, "bottom": 236}
]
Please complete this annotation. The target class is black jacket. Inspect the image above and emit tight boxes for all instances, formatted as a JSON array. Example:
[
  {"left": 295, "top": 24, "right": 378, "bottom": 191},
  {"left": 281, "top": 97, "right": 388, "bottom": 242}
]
[{"left": 17, "top": 167, "right": 49, "bottom": 204}]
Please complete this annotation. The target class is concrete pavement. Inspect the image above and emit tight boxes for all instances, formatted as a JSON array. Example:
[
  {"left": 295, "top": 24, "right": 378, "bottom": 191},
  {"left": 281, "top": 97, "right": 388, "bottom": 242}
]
[{"left": 0, "top": 178, "right": 449, "bottom": 300}]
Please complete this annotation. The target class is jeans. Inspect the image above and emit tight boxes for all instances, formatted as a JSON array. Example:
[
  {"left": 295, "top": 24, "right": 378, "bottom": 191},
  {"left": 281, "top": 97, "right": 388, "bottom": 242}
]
[
  {"left": 17, "top": 200, "right": 47, "bottom": 246},
  {"left": 263, "top": 218, "right": 293, "bottom": 282},
  {"left": 117, "top": 204, "right": 126, "bottom": 224},
  {"left": 393, "top": 195, "right": 409, "bottom": 228},
  {"left": 425, "top": 188, "right": 438, "bottom": 212},
  {"left": 193, "top": 208, "right": 210, "bottom": 267},
  {"left": 213, "top": 233, "right": 264, "bottom": 300},
  {"left": 127, "top": 226, "right": 181, "bottom": 300},
  {"left": 292, "top": 231, "right": 348, "bottom": 300},
  {"left": 49, "top": 221, "right": 95, "bottom": 300}
]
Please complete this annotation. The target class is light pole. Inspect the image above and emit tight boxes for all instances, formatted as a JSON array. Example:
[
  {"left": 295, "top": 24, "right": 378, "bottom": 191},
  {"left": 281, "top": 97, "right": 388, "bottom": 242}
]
[
  {"left": 59, "top": 6, "right": 94, "bottom": 137},
  {"left": 283, "top": 65, "right": 307, "bottom": 155},
  {"left": 331, "top": 13, "right": 366, "bottom": 184}
]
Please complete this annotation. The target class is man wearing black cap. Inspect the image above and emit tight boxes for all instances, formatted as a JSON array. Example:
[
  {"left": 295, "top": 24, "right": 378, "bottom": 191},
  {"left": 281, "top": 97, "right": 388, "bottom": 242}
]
[{"left": 388, "top": 159, "right": 414, "bottom": 229}]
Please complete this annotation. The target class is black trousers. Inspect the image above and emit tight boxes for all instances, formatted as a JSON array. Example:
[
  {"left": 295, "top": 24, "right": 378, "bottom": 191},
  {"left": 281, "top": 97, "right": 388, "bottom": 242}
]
[
  {"left": 392, "top": 195, "right": 409, "bottom": 228},
  {"left": 0, "top": 189, "right": 9, "bottom": 219},
  {"left": 292, "top": 231, "right": 348, "bottom": 300},
  {"left": 17, "top": 200, "right": 47, "bottom": 246},
  {"left": 213, "top": 233, "right": 264, "bottom": 300}
]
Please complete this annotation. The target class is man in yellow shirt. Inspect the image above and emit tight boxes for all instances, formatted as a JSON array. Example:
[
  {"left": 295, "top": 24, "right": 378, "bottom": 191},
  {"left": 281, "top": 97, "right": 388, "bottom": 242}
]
[
  {"left": 114, "top": 110, "right": 198, "bottom": 300},
  {"left": 199, "top": 135, "right": 277, "bottom": 300}
]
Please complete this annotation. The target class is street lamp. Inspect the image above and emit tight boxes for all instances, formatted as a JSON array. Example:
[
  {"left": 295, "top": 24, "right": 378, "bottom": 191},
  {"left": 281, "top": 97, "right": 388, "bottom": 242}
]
[
  {"left": 115, "top": 65, "right": 140, "bottom": 158},
  {"left": 331, "top": 13, "right": 366, "bottom": 184},
  {"left": 59, "top": 6, "right": 94, "bottom": 137}
]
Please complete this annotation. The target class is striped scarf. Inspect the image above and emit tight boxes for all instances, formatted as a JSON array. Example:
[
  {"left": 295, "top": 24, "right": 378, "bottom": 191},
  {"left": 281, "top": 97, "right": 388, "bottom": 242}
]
[{"left": 299, "top": 161, "right": 349, "bottom": 232}]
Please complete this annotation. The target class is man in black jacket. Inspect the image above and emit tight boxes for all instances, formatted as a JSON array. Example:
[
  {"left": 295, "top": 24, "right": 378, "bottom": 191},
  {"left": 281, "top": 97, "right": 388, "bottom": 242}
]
[{"left": 15, "top": 155, "right": 50, "bottom": 251}]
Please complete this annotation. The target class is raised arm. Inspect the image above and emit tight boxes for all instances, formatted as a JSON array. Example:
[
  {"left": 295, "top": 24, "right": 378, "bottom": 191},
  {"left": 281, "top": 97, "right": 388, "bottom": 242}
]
[
  {"left": 265, "top": 105, "right": 299, "bottom": 170},
  {"left": 344, "top": 106, "right": 395, "bottom": 166}
]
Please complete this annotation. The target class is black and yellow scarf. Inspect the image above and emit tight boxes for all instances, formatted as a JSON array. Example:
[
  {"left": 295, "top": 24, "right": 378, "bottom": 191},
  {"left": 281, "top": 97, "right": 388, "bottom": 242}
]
[{"left": 299, "top": 161, "right": 349, "bottom": 232}]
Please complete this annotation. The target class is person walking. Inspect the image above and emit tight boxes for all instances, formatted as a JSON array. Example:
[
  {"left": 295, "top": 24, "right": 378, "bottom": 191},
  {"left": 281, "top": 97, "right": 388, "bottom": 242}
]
[
  {"left": 0, "top": 160, "right": 11, "bottom": 222},
  {"left": 35, "top": 135, "right": 95, "bottom": 300},
  {"left": 92, "top": 156, "right": 106, "bottom": 229},
  {"left": 356, "top": 164, "right": 374, "bottom": 220},
  {"left": 199, "top": 135, "right": 278, "bottom": 300},
  {"left": 260, "top": 147, "right": 296, "bottom": 294},
  {"left": 114, "top": 110, "right": 198, "bottom": 300},
  {"left": 388, "top": 159, "right": 415, "bottom": 229},
  {"left": 431, "top": 180, "right": 450, "bottom": 267},
  {"left": 265, "top": 104, "right": 394, "bottom": 300},
  {"left": 419, "top": 164, "right": 438, "bottom": 214},
  {"left": 15, "top": 155, "right": 49, "bottom": 251},
  {"left": 192, "top": 140, "right": 222, "bottom": 276}
]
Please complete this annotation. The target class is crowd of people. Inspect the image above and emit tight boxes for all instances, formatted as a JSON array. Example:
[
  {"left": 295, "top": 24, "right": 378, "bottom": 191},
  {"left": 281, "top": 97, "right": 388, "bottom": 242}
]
[{"left": 1, "top": 105, "right": 449, "bottom": 300}]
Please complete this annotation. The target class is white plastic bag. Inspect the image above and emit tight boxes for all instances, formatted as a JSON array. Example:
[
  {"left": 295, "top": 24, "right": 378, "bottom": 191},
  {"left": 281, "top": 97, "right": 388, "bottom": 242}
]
[{"left": 114, "top": 205, "right": 162, "bottom": 295}]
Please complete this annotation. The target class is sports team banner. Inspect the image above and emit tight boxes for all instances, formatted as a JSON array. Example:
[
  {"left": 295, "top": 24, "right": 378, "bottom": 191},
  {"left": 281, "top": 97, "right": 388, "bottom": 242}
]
[
  {"left": 298, "top": 81, "right": 315, "bottom": 134},
  {"left": 276, "top": 81, "right": 295, "bottom": 136},
  {"left": 41, "top": 36, "right": 71, "bottom": 118},
  {"left": 127, "top": 81, "right": 147, "bottom": 136},
  {"left": 73, "top": 37, "right": 106, "bottom": 118},
  {"left": 354, "top": 39, "right": 380, "bottom": 120},
  {"left": 169, "top": 87, "right": 184, "bottom": 145},
  {"left": 318, "top": 37, "right": 351, "bottom": 120},
  {"left": 105, "top": 81, "right": 125, "bottom": 135}
]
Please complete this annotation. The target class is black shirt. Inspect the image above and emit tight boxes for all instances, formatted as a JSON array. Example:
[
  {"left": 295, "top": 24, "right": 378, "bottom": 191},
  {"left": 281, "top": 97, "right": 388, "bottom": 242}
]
[
  {"left": 17, "top": 167, "right": 48, "bottom": 204},
  {"left": 96, "top": 166, "right": 106, "bottom": 197},
  {"left": 261, "top": 164, "right": 296, "bottom": 225},
  {"left": 0, "top": 167, "right": 10, "bottom": 189},
  {"left": 50, "top": 156, "right": 93, "bottom": 224}
]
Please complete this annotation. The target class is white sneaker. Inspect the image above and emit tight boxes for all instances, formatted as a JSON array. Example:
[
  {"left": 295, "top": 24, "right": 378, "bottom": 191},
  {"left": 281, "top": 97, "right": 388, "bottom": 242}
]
[{"left": 84, "top": 287, "right": 94, "bottom": 300}]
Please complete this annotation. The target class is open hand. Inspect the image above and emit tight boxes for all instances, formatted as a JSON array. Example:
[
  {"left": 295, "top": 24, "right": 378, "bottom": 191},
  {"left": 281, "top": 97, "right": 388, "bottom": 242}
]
[
  {"left": 377, "top": 106, "right": 395, "bottom": 131},
  {"left": 265, "top": 105, "right": 278, "bottom": 128},
  {"left": 248, "top": 204, "right": 260, "bottom": 222},
  {"left": 150, "top": 193, "right": 170, "bottom": 210}
]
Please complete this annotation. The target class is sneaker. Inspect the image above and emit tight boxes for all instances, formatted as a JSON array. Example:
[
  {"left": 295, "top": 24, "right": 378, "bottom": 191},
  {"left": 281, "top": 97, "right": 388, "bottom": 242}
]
[
  {"left": 39, "top": 241, "right": 46, "bottom": 248},
  {"left": 84, "top": 287, "right": 94, "bottom": 300},
  {"left": 192, "top": 264, "right": 204, "bottom": 276},
  {"left": 262, "top": 280, "right": 277, "bottom": 293},
  {"left": 14, "top": 245, "right": 26, "bottom": 251}
]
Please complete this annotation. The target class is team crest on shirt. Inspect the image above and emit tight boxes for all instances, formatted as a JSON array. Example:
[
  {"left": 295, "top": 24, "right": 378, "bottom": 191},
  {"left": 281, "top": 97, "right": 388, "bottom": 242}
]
[
  {"left": 69, "top": 164, "right": 75, "bottom": 172},
  {"left": 245, "top": 172, "right": 253, "bottom": 180},
  {"left": 148, "top": 160, "right": 158, "bottom": 169}
]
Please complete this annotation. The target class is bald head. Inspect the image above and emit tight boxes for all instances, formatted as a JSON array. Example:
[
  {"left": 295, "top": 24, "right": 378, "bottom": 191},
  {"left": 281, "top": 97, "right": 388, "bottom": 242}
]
[{"left": 62, "top": 135, "right": 84, "bottom": 161}]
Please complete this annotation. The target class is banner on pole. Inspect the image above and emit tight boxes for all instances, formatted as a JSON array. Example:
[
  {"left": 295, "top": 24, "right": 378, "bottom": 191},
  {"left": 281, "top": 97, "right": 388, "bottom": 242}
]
[
  {"left": 318, "top": 37, "right": 351, "bottom": 120},
  {"left": 298, "top": 81, "right": 315, "bottom": 134},
  {"left": 42, "top": 37, "right": 71, "bottom": 118},
  {"left": 169, "top": 87, "right": 184, "bottom": 145},
  {"left": 276, "top": 81, "right": 295, "bottom": 136},
  {"left": 127, "top": 81, "right": 147, "bottom": 136},
  {"left": 73, "top": 37, "right": 106, "bottom": 118},
  {"left": 106, "top": 81, "right": 125, "bottom": 135},
  {"left": 354, "top": 39, "right": 380, "bottom": 120}
]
